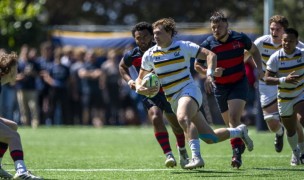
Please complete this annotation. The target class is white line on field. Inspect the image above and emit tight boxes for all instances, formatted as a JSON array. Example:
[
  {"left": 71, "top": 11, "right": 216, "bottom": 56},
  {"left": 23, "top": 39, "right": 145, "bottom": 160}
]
[{"left": 7, "top": 169, "right": 178, "bottom": 172}]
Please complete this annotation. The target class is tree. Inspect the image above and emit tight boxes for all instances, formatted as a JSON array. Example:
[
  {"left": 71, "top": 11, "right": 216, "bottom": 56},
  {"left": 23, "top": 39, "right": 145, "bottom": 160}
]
[{"left": 0, "top": 0, "right": 46, "bottom": 51}]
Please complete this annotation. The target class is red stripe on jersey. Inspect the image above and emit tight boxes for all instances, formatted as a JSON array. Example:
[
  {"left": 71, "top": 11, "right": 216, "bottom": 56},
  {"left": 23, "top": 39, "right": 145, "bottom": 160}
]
[
  {"left": 217, "top": 56, "right": 244, "bottom": 68},
  {"left": 132, "top": 57, "right": 142, "bottom": 67},
  {"left": 213, "top": 40, "right": 244, "bottom": 54},
  {"left": 215, "top": 71, "right": 244, "bottom": 84}
]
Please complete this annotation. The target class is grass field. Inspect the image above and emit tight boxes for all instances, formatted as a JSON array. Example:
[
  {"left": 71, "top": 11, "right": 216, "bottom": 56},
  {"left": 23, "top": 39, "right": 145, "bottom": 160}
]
[{"left": 1, "top": 125, "right": 303, "bottom": 180}]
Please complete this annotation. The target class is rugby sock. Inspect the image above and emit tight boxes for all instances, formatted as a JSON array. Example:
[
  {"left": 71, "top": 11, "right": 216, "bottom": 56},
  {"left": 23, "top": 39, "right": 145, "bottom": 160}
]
[
  {"left": 155, "top": 132, "right": 172, "bottom": 154},
  {"left": 0, "top": 142, "right": 8, "bottom": 165},
  {"left": 10, "top": 150, "right": 27, "bottom": 174},
  {"left": 287, "top": 133, "right": 298, "bottom": 153},
  {"left": 230, "top": 138, "right": 244, "bottom": 149},
  {"left": 298, "top": 142, "right": 304, "bottom": 154},
  {"left": 189, "top": 139, "right": 201, "bottom": 158},
  {"left": 227, "top": 128, "right": 241, "bottom": 138},
  {"left": 174, "top": 133, "right": 185, "bottom": 148},
  {"left": 275, "top": 126, "right": 284, "bottom": 136}
]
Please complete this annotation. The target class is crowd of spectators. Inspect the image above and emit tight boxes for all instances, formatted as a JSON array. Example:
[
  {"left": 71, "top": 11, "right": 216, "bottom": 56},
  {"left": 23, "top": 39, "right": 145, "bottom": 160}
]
[{"left": 0, "top": 41, "right": 261, "bottom": 128}]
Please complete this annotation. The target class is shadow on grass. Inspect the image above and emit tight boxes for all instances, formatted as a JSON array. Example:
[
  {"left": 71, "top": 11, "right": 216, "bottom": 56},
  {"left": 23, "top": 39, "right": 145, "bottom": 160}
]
[
  {"left": 171, "top": 169, "right": 274, "bottom": 178},
  {"left": 253, "top": 167, "right": 304, "bottom": 172},
  {"left": 172, "top": 169, "right": 235, "bottom": 175}
]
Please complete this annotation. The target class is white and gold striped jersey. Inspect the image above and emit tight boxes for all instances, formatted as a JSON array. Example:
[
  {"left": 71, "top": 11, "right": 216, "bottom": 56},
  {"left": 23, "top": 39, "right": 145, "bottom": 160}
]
[
  {"left": 141, "top": 40, "right": 200, "bottom": 101},
  {"left": 255, "top": 35, "right": 304, "bottom": 108},
  {"left": 266, "top": 47, "right": 304, "bottom": 116}
]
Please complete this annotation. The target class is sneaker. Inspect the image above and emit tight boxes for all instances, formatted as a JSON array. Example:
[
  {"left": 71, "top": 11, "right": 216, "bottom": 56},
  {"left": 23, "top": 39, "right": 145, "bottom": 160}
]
[
  {"left": 0, "top": 167, "right": 13, "bottom": 179},
  {"left": 184, "top": 156, "right": 204, "bottom": 170},
  {"left": 299, "top": 153, "right": 304, "bottom": 164},
  {"left": 237, "top": 124, "right": 254, "bottom": 151},
  {"left": 274, "top": 128, "right": 284, "bottom": 153},
  {"left": 231, "top": 146, "right": 245, "bottom": 169},
  {"left": 13, "top": 171, "right": 43, "bottom": 180},
  {"left": 290, "top": 149, "right": 300, "bottom": 166},
  {"left": 165, "top": 154, "right": 177, "bottom": 168},
  {"left": 178, "top": 148, "right": 189, "bottom": 169}
]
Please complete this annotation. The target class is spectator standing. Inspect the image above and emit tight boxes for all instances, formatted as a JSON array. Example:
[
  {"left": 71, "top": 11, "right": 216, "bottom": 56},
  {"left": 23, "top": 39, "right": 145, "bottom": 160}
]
[
  {"left": 15, "top": 45, "right": 40, "bottom": 128},
  {"left": 78, "top": 50, "right": 105, "bottom": 127}
]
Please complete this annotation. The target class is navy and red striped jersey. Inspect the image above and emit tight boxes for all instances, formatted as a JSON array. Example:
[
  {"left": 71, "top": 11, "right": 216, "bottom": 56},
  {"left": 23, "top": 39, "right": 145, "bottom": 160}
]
[
  {"left": 200, "top": 30, "right": 252, "bottom": 84},
  {"left": 123, "top": 46, "right": 144, "bottom": 73},
  {"left": 123, "top": 45, "right": 165, "bottom": 93}
]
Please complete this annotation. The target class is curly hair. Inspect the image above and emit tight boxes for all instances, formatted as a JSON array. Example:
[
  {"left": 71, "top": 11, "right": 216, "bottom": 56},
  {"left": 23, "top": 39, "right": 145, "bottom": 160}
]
[
  {"left": 131, "top": 22, "right": 153, "bottom": 37},
  {"left": 0, "top": 52, "right": 17, "bottom": 76},
  {"left": 269, "top": 15, "right": 289, "bottom": 30},
  {"left": 152, "top": 17, "right": 177, "bottom": 38}
]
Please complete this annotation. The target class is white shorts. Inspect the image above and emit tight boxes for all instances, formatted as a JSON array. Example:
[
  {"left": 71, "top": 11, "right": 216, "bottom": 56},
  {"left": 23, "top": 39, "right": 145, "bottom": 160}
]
[
  {"left": 278, "top": 92, "right": 304, "bottom": 117},
  {"left": 169, "top": 83, "right": 202, "bottom": 114},
  {"left": 259, "top": 80, "right": 278, "bottom": 108}
]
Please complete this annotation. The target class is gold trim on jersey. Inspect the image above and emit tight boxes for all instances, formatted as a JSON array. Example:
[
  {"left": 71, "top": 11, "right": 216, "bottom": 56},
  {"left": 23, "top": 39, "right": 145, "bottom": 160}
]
[
  {"left": 279, "top": 82, "right": 304, "bottom": 93},
  {"left": 279, "top": 63, "right": 304, "bottom": 74},
  {"left": 279, "top": 53, "right": 302, "bottom": 61},
  {"left": 152, "top": 46, "right": 181, "bottom": 56},
  {"left": 278, "top": 96, "right": 295, "bottom": 103},
  {"left": 157, "top": 66, "right": 187, "bottom": 79},
  {"left": 154, "top": 56, "right": 185, "bottom": 68},
  {"left": 162, "top": 75, "right": 190, "bottom": 91},
  {"left": 262, "top": 42, "right": 282, "bottom": 50}
]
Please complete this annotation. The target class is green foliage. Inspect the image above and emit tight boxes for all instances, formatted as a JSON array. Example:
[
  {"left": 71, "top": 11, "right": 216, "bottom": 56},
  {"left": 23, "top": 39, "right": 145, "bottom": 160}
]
[
  {"left": 2, "top": 126, "right": 303, "bottom": 180},
  {"left": 0, "top": 0, "right": 45, "bottom": 50},
  {"left": 274, "top": 0, "right": 304, "bottom": 41}
]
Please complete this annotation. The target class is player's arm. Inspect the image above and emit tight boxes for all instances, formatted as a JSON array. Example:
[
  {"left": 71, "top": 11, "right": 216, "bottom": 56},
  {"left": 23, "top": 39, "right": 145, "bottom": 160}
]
[
  {"left": 135, "top": 68, "right": 157, "bottom": 96},
  {"left": 247, "top": 43, "right": 264, "bottom": 79},
  {"left": 265, "top": 70, "right": 299, "bottom": 85},
  {"left": 119, "top": 57, "right": 135, "bottom": 90},
  {"left": 196, "top": 47, "right": 217, "bottom": 77},
  {"left": 195, "top": 48, "right": 224, "bottom": 77},
  {"left": 195, "top": 47, "right": 217, "bottom": 94}
]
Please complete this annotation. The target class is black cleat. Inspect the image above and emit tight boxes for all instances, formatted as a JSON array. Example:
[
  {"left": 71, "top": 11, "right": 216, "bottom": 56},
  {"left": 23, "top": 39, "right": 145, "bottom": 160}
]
[
  {"left": 231, "top": 144, "right": 245, "bottom": 169},
  {"left": 274, "top": 128, "right": 284, "bottom": 153},
  {"left": 299, "top": 153, "right": 304, "bottom": 164}
]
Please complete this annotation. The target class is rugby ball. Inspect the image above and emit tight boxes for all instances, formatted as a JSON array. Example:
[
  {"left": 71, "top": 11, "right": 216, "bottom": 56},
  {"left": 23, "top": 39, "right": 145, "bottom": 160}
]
[{"left": 142, "top": 72, "right": 160, "bottom": 98}]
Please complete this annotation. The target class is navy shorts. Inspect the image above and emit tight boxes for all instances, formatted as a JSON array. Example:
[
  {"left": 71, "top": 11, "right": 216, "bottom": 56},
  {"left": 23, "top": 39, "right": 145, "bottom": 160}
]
[
  {"left": 142, "top": 92, "right": 173, "bottom": 114},
  {"left": 214, "top": 77, "right": 249, "bottom": 113}
]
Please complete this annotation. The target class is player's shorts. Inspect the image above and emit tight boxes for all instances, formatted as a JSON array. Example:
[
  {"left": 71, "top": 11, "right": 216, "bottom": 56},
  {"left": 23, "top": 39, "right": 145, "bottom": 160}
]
[
  {"left": 259, "top": 80, "right": 278, "bottom": 108},
  {"left": 142, "top": 92, "right": 173, "bottom": 114},
  {"left": 168, "top": 83, "right": 202, "bottom": 114},
  {"left": 214, "top": 77, "right": 248, "bottom": 113},
  {"left": 278, "top": 92, "right": 304, "bottom": 117}
]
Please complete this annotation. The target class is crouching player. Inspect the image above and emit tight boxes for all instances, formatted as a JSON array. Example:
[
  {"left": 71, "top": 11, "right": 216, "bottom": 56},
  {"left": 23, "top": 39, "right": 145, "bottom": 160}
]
[{"left": 0, "top": 52, "right": 43, "bottom": 179}]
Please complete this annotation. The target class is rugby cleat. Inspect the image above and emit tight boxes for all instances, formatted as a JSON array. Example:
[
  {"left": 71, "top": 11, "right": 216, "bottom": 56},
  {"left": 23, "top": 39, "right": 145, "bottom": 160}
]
[
  {"left": 178, "top": 147, "right": 189, "bottom": 169},
  {"left": 231, "top": 145, "right": 245, "bottom": 169},
  {"left": 290, "top": 149, "right": 300, "bottom": 166},
  {"left": 165, "top": 154, "right": 177, "bottom": 168},
  {"left": 299, "top": 153, "right": 304, "bottom": 164},
  {"left": 184, "top": 156, "right": 204, "bottom": 170},
  {"left": 13, "top": 171, "right": 43, "bottom": 180},
  {"left": 0, "top": 166, "right": 13, "bottom": 179},
  {"left": 237, "top": 124, "right": 254, "bottom": 151},
  {"left": 274, "top": 127, "right": 284, "bottom": 153}
]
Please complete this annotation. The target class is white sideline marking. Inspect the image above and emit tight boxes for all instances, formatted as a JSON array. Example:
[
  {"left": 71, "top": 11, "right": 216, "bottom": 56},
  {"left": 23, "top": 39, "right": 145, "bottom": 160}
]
[{"left": 8, "top": 169, "right": 177, "bottom": 172}]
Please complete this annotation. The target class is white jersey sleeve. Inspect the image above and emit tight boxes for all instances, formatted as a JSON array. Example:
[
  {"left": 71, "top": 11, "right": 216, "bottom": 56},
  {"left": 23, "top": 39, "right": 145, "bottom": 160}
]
[
  {"left": 266, "top": 50, "right": 280, "bottom": 73},
  {"left": 141, "top": 49, "right": 154, "bottom": 72},
  {"left": 180, "top": 41, "right": 200, "bottom": 59}
]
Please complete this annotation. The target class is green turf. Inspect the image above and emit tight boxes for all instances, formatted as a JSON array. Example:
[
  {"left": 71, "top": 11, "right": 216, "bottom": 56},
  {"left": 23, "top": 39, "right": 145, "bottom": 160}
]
[{"left": 1, "top": 125, "right": 303, "bottom": 180}]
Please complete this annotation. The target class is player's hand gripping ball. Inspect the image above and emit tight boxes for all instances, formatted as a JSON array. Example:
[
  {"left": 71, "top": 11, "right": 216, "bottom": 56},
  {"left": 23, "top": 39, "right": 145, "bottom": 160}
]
[{"left": 142, "top": 73, "right": 160, "bottom": 98}]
